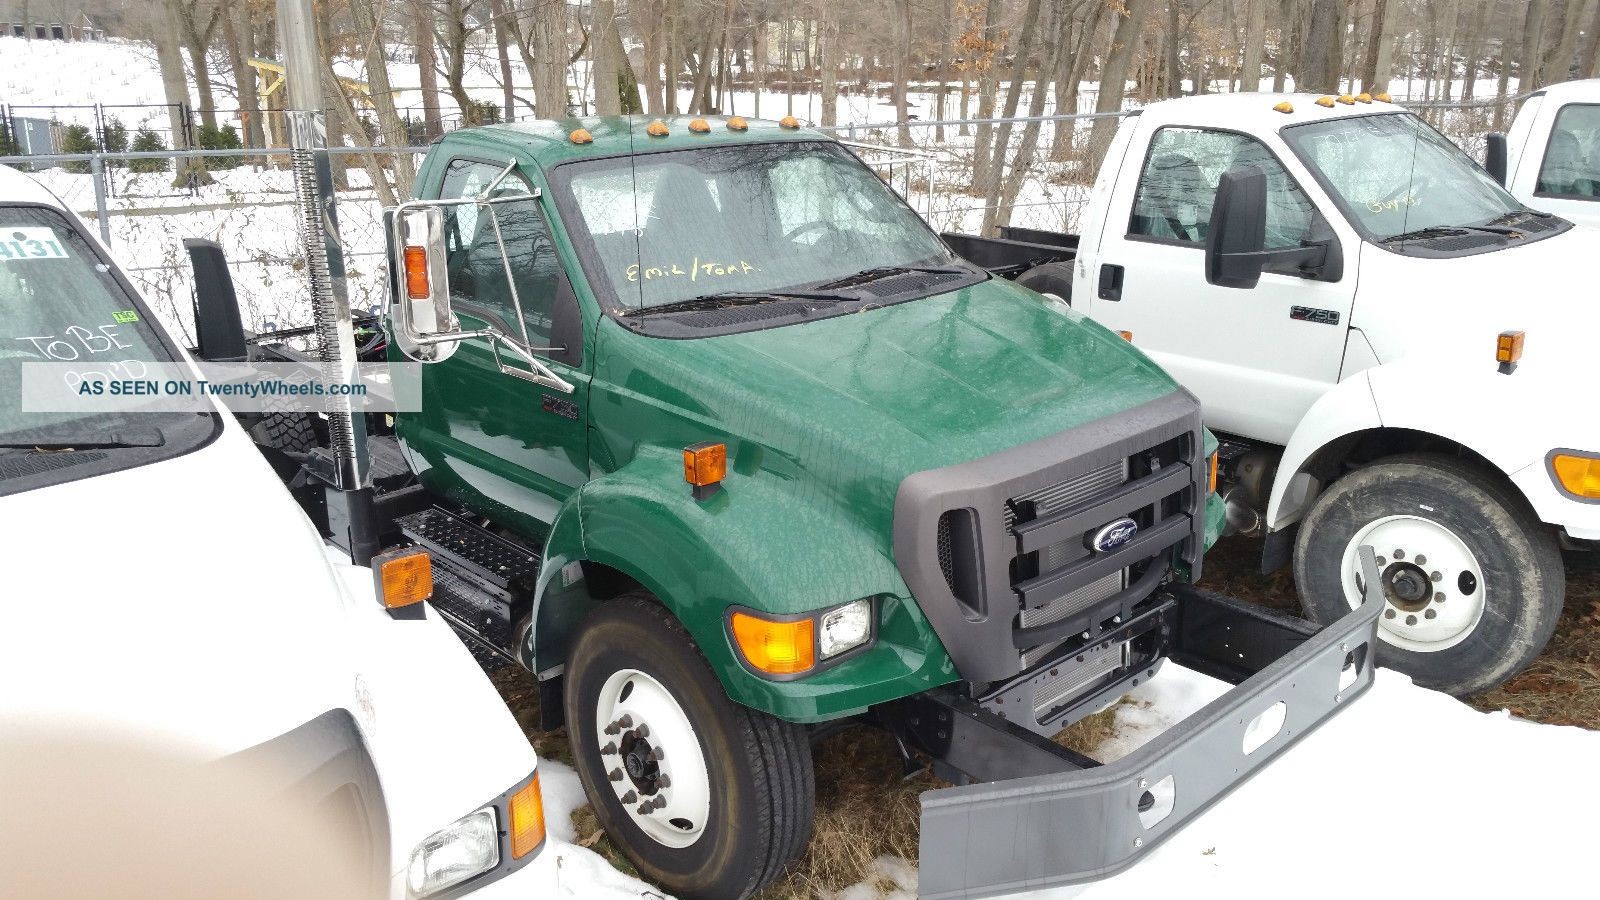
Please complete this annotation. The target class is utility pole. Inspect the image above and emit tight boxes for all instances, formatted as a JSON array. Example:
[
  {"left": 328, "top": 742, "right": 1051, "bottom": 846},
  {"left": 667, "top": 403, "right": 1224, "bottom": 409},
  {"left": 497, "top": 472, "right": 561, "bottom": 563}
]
[{"left": 278, "top": 0, "right": 377, "bottom": 564}]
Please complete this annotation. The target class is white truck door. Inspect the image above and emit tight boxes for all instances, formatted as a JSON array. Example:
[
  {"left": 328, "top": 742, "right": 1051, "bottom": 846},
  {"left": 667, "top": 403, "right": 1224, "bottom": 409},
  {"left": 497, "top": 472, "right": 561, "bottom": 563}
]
[
  {"left": 1087, "top": 125, "right": 1357, "bottom": 445},
  {"left": 1510, "top": 99, "right": 1600, "bottom": 229}
]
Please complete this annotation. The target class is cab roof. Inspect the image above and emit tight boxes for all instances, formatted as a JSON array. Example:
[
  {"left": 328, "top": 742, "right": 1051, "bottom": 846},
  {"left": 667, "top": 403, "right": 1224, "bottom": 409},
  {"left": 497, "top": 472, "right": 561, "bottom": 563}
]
[
  {"left": 0, "top": 164, "right": 67, "bottom": 209},
  {"left": 453, "top": 114, "right": 830, "bottom": 170},
  {"left": 1140, "top": 92, "right": 1411, "bottom": 134},
  {"left": 1527, "top": 78, "right": 1600, "bottom": 104}
]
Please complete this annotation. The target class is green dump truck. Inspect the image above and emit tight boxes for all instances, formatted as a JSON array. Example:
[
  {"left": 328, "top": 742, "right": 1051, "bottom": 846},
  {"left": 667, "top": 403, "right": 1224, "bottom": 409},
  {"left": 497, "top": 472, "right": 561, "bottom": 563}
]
[{"left": 192, "top": 115, "right": 1383, "bottom": 900}]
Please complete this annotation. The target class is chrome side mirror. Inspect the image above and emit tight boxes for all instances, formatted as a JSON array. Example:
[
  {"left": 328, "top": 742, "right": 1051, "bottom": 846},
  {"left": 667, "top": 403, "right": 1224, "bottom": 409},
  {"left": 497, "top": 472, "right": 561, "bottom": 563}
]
[{"left": 390, "top": 205, "right": 461, "bottom": 363}]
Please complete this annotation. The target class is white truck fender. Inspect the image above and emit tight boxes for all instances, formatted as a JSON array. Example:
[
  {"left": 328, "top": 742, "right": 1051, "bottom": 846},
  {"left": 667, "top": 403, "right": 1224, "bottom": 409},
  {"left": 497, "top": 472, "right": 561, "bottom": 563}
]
[{"left": 1264, "top": 370, "right": 1381, "bottom": 531}]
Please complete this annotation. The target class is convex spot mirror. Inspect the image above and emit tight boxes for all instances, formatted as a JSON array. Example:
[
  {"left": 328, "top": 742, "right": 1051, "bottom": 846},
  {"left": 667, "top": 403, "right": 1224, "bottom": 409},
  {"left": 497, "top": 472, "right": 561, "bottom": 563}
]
[
  {"left": 393, "top": 205, "right": 460, "bottom": 363},
  {"left": 1205, "top": 164, "right": 1341, "bottom": 289}
]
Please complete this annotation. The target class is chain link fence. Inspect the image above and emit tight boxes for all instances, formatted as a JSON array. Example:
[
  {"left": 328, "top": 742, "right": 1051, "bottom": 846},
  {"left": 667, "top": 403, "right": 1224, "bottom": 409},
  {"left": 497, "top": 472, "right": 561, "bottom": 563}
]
[{"left": 0, "top": 91, "right": 1532, "bottom": 345}]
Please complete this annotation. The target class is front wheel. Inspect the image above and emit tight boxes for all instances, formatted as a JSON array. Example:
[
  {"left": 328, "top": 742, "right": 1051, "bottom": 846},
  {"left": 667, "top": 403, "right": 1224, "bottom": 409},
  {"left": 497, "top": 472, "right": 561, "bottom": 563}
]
[
  {"left": 1293, "top": 453, "right": 1564, "bottom": 696},
  {"left": 564, "top": 595, "right": 814, "bottom": 899}
]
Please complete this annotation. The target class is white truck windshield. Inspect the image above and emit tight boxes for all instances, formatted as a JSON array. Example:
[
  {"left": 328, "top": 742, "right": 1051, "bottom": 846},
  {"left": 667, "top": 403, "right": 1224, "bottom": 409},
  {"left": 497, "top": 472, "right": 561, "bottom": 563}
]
[
  {"left": 1283, "top": 113, "right": 1524, "bottom": 241},
  {"left": 553, "top": 141, "right": 956, "bottom": 312}
]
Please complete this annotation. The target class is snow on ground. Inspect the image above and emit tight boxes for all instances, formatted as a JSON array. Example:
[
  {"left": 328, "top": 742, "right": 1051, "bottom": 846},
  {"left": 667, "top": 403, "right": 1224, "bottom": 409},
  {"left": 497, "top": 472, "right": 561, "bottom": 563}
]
[{"left": 842, "top": 666, "right": 1600, "bottom": 899}]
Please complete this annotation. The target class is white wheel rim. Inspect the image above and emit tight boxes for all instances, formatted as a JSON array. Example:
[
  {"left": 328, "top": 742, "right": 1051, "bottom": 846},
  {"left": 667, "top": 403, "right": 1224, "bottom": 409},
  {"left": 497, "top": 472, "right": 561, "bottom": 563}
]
[
  {"left": 593, "top": 669, "right": 712, "bottom": 849},
  {"left": 1340, "top": 515, "right": 1486, "bottom": 653}
]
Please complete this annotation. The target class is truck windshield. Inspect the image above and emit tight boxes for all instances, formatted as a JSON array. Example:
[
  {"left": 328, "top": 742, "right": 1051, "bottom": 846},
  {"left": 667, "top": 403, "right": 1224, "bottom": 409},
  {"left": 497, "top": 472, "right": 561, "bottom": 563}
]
[
  {"left": 552, "top": 141, "right": 960, "bottom": 314},
  {"left": 1283, "top": 113, "right": 1530, "bottom": 243},
  {"left": 0, "top": 205, "right": 213, "bottom": 491}
]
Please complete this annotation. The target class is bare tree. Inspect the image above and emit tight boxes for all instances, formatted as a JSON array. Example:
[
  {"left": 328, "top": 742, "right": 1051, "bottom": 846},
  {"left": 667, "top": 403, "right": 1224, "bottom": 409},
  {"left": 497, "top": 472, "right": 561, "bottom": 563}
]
[
  {"left": 1300, "top": 0, "right": 1344, "bottom": 93},
  {"left": 153, "top": 0, "right": 210, "bottom": 186},
  {"left": 893, "top": 0, "right": 913, "bottom": 145},
  {"left": 1242, "top": 0, "right": 1267, "bottom": 90},
  {"left": 819, "top": 3, "right": 839, "bottom": 126},
  {"left": 1091, "top": 0, "right": 1153, "bottom": 166},
  {"left": 414, "top": 0, "right": 444, "bottom": 137}
]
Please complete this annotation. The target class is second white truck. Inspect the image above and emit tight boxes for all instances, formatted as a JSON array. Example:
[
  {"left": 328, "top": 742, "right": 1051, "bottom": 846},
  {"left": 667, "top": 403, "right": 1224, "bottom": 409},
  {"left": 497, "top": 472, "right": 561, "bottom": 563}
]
[{"left": 948, "top": 92, "right": 1600, "bottom": 697}]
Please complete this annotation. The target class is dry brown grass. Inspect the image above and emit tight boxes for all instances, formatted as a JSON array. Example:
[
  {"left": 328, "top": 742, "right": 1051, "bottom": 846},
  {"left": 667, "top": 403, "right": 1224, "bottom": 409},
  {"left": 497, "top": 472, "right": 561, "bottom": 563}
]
[{"left": 482, "top": 538, "right": 1599, "bottom": 899}]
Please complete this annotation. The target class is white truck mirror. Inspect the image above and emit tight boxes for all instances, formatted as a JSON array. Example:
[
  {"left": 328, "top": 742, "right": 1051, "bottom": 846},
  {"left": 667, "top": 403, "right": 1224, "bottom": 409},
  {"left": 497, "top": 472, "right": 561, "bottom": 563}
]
[{"left": 391, "top": 205, "right": 461, "bottom": 362}]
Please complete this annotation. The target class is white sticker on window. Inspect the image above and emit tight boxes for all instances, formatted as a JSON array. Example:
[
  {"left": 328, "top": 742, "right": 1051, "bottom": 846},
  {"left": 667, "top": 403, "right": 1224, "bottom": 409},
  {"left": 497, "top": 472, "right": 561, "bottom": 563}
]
[{"left": 0, "top": 228, "right": 69, "bottom": 261}]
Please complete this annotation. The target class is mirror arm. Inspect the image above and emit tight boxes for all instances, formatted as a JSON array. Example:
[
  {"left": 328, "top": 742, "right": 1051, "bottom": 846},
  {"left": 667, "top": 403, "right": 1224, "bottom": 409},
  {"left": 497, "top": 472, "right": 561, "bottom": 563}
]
[{"left": 487, "top": 333, "right": 575, "bottom": 393}]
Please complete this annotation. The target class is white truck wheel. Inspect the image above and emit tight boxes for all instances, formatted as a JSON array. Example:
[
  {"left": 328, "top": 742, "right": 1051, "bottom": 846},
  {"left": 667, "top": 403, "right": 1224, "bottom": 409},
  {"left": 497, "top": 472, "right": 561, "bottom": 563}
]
[
  {"left": 563, "top": 594, "right": 815, "bottom": 899},
  {"left": 1293, "top": 453, "right": 1564, "bottom": 696}
]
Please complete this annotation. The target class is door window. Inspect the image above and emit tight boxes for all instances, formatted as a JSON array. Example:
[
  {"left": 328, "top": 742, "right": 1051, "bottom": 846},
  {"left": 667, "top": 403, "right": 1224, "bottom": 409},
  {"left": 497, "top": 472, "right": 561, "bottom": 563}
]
[
  {"left": 1536, "top": 103, "right": 1600, "bottom": 199},
  {"left": 439, "top": 159, "right": 561, "bottom": 347},
  {"left": 1128, "top": 127, "right": 1316, "bottom": 252}
]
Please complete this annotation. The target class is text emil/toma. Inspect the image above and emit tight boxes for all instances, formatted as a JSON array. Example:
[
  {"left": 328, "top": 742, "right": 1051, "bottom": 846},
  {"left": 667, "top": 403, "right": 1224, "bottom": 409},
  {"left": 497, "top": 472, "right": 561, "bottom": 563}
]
[{"left": 626, "top": 257, "right": 759, "bottom": 283}]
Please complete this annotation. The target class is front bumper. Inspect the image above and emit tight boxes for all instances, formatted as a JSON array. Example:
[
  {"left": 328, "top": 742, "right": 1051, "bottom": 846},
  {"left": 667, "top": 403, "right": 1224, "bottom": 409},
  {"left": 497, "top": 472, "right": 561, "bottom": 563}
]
[{"left": 912, "top": 551, "right": 1384, "bottom": 899}]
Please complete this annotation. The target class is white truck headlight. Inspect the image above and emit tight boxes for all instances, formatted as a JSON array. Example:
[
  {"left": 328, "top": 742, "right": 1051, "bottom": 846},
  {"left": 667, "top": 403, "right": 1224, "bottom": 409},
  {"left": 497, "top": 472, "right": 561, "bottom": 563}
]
[
  {"left": 819, "top": 599, "right": 872, "bottom": 659},
  {"left": 406, "top": 807, "right": 500, "bottom": 898}
]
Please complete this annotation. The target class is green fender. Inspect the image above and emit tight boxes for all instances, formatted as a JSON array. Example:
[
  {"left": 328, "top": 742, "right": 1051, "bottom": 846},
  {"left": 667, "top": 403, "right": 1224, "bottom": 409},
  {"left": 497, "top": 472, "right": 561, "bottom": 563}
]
[{"left": 528, "top": 445, "right": 958, "bottom": 723}]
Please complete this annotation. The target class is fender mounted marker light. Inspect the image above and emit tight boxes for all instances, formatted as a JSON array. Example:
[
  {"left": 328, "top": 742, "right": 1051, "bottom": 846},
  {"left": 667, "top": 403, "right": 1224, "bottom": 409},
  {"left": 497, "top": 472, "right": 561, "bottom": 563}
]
[
  {"left": 689, "top": 118, "right": 711, "bottom": 133},
  {"left": 779, "top": 115, "right": 801, "bottom": 129},
  {"left": 730, "top": 611, "right": 815, "bottom": 675},
  {"left": 508, "top": 774, "right": 546, "bottom": 859},
  {"left": 646, "top": 119, "right": 670, "bottom": 137},
  {"left": 684, "top": 441, "right": 727, "bottom": 500},
  {"left": 727, "top": 115, "right": 749, "bottom": 131},
  {"left": 1209, "top": 450, "right": 1220, "bottom": 494},
  {"left": 1273, "top": 101, "right": 1294, "bottom": 114},
  {"left": 403, "top": 246, "right": 431, "bottom": 299},
  {"left": 373, "top": 547, "right": 432, "bottom": 618},
  {"left": 1550, "top": 451, "right": 1600, "bottom": 500},
  {"left": 1496, "top": 329, "right": 1524, "bottom": 374},
  {"left": 1315, "top": 96, "right": 1336, "bottom": 108},
  {"left": 569, "top": 128, "right": 593, "bottom": 144},
  {"left": 1117, "top": 330, "right": 1134, "bottom": 342}
]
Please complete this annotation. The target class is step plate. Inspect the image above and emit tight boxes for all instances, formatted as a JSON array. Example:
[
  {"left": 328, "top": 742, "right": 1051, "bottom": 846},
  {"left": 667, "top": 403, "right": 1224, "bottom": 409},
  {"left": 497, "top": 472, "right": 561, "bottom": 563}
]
[{"left": 396, "top": 507, "right": 542, "bottom": 598}]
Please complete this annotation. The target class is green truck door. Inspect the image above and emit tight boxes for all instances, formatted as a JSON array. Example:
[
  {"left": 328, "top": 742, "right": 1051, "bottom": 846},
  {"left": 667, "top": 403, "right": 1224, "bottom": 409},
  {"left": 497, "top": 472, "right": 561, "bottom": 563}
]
[{"left": 404, "top": 157, "right": 590, "bottom": 536}]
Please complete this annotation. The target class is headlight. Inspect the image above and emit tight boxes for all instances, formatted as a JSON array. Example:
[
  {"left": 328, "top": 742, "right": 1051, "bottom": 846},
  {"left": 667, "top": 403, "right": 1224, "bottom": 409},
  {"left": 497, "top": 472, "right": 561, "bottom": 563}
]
[
  {"left": 729, "top": 598, "right": 876, "bottom": 677},
  {"left": 406, "top": 808, "right": 500, "bottom": 898},
  {"left": 819, "top": 599, "right": 873, "bottom": 658},
  {"left": 1550, "top": 450, "right": 1600, "bottom": 500}
]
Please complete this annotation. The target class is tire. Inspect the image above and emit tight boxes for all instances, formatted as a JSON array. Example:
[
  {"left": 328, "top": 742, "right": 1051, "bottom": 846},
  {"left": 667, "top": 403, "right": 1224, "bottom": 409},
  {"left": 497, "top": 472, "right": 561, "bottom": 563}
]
[
  {"left": 1015, "top": 261, "right": 1074, "bottom": 304},
  {"left": 248, "top": 411, "right": 319, "bottom": 454},
  {"left": 1293, "top": 453, "right": 1564, "bottom": 696},
  {"left": 564, "top": 594, "right": 814, "bottom": 900}
]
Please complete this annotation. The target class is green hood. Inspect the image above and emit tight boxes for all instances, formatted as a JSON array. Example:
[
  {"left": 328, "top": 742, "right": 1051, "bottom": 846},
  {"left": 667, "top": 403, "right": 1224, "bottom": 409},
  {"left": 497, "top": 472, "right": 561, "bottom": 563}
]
[{"left": 591, "top": 277, "right": 1182, "bottom": 491}]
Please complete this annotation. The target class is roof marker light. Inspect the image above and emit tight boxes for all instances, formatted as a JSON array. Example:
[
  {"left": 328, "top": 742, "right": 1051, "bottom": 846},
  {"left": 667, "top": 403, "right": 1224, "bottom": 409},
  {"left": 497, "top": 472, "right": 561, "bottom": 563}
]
[
  {"left": 689, "top": 118, "right": 711, "bottom": 133},
  {"left": 569, "top": 128, "right": 593, "bottom": 145},
  {"left": 727, "top": 115, "right": 749, "bottom": 131},
  {"left": 1372, "top": 92, "right": 1393, "bottom": 102},
  {"left": 1273, "top": 101, "right": 1294, "bottom": 114},
  {"left": 779, "top": 115, "right": 801, "bottom": 129},
  {"left": 1356, "top": 93, "right": 1373, "bottom": 103},
  {"left": 1337, "top": 94, "right": 1355, "bottom": 105},
  {"left": 646, "top": 119, "right": 670, "bottom": 137},
  {"left": 1315, "top": 96, "right": 1336, "bottom": 108}
]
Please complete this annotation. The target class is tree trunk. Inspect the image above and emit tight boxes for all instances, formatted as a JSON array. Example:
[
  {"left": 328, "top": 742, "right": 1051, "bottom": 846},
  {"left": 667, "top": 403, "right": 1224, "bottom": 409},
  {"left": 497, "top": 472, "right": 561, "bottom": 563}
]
[
  {"left": 1522, "top": 0, "right": 1551, "bottom": 90},
  {"left": 1299, "top": 0, "right": 1344, "bottom": 93},
  {"left": 1051, "top": 0, "right": 1104, "bottom": 162},
  {"left": 1544, "top": 0, "right": 1590, "bottom": 87},
  {"left": 179, "top": 4, "right": 219, "bottom": 131},
  {"left": 156, "top": 0, "right": 209, "bottom": 186},
  {"left": 970, "top": 0, "right": 1005, "bottom": 191},
  {"left": 1459, "top": 0, "right": 1491, "bottom": 101},
  {"left": 1090, "top": 0, "right": 1152, "bottom": 167},
  {"left": 520, "top": 0, "right": 568, "bottom": 118},
  {"left": 1583, "top": 0, "right": 1600, "bottom": 78},
  {"left": 893, "top": 0, "right": 913, "bottom": 145},
  {"left": 220, "top": 1, "right": 260, "bottom": 149},
  {"left": 592, "top": 0, "right": 621, "bottom": 115},
  {"left": 664, "top": 0, "right": 679, "bottom": 113},
  {"left": 1241, "top": 0, "right": 1267, "bottom": 91},
  {"left": 820, "top": 5, "right": 839, "bottom": 126},
  {"left": 489, "top": 0, "right": 517, "bottom": 120},
  {"left": 1165, "top": 0, "right": 1184, "bottom": 96},
  {"left": 993, "top": 0, "right": 1066, "bottom": 232},
  {"left": 349, "top": 0, "right": 412, "bottom": 198},
  {"left": 689, "top": 22, "right": 716, "bottom": 113},
  {"left": 415, "top": 2, "right": 443, "bottom": 136}
]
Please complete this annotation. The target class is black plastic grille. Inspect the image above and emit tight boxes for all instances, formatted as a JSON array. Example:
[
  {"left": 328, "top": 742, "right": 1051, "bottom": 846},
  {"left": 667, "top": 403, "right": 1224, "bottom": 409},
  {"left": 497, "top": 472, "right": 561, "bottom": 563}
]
[{"left": 937, "top": 511, "right": 956, "bottom": 594}]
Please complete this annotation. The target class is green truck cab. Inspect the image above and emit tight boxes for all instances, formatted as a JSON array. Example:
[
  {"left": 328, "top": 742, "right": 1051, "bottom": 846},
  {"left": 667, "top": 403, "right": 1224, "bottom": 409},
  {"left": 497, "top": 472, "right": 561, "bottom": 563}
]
[{"left": 206, "top": 115, "right": 1381, "bottom": 899}]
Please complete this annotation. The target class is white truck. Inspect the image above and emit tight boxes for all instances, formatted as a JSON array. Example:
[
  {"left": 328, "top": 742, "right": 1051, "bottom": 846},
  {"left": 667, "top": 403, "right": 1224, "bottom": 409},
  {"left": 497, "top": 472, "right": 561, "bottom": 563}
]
[
  {"left": 0, "top": 164, "right": 560, "bottom": 900},
  {"left": 1491, "top": 78, "right": 1600, "bottom": 229},
  {"left": 946, "top": 92, "right": 1600, "bottom": 697}
]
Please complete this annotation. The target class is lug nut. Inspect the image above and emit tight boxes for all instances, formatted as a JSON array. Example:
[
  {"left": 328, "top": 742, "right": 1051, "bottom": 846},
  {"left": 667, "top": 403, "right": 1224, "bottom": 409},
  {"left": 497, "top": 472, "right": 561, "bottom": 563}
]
[
  {"left": 1415, "top": 554, "right": 1427, "bottom": 566},
  {"left": 636, "top": 723, "right": 650, "bottom": 738},
  {"left": 617, "top": 714, "right": 633, "bottom": 728},
  {"left": 620, "top": 790, "right": 637, "bottom": 804},
  {"left": 1384, "top": 609, "right": 1397, "bottom": 619},
  {"left": 604, "top": 723, "right": 619, "bottom": 735},
  {"left": 651, "top": 795, "right": 668, "bottom": 810},
  {"left": 637, "top": 803, "right": 652, "bottom": 816},
  {"left": 1435, "top": 592, "right": 1446, "bottom": 603},
  {"left": 1425, "top": 609, "right": 1437, "bottom": 620},
  {"left": 1405, "top": 615, "right": 1418, "bottom": 626},
  {"left": 650, "top": 748, "right": 666, "bottom": 762},
  {"left": 1393, "top": 549, "right": 1405, "bottom": 559},
  {"left": 601, "top": 742, "right": 617, "bottom": 755},
  {"left": 1376, "top": 557, "right": 1387, "bottom": 567},
  {"left": 1430, "top": 571, "right": 1442, "bottom": 582},
  {"left": 657, "top": 774, "right": 671, "bottom": 788},
  {"left": 609, "top": 768, "right": 624, "bottom": 782}
]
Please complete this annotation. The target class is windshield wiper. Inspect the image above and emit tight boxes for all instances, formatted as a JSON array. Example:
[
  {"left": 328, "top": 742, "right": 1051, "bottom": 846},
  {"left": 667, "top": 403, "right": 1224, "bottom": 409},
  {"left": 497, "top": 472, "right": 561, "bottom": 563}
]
[
  {"left": 0, "top": 429, "right": 165, "bottom": 451},
  {"left": 816, "top": 264, "right": 970, "bottom": 290},
  {"left": 619, "top": 290, "right": 850, "bottom": 318},
  {"left": 1382, "top": 224, "right": 1511, "bottom": 244}
]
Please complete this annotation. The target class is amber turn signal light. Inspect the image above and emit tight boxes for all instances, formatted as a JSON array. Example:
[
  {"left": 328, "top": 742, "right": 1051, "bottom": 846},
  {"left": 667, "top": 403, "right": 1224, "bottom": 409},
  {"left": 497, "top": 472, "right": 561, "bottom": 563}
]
[
  {"left": 1208, "top": 451, "right": 1220, "bottom": 494},
  {"left": 404, "top": 246, "right": 431, "bottom": 299},
  {"left": 1496, "top": 329, "right": 1524, "bottom": 373},
  {"left": 1117, "top": 330, "right": 1134, "bottom": 342},
  {"left": 684, "top": 441, "right": 727, "bottom": 499},
  {"left": 373, "top": 547, "right": 432, "bottom": 615},
  {"left": 730, "top": 611, "right": 815, "bottom": 675},
  {"left": 509, "top": 774, "right": 546, "bottom": 859},
  {"left": 1551, "top": 452, "right": 1600, "bottom": 500}
]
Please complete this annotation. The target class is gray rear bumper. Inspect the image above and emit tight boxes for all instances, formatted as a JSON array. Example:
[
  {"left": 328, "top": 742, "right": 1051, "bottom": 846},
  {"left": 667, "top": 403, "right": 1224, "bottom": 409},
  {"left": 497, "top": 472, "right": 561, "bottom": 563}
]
[{"left": 916, "top": 550, "right": 1385, "bottom": 899}]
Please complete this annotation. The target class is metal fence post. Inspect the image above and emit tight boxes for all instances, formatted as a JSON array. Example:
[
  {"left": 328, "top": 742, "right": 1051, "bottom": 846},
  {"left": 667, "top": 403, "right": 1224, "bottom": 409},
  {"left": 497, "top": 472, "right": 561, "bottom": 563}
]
[{"left": 89, "top": 153, "right": 111, "bottom": 245}]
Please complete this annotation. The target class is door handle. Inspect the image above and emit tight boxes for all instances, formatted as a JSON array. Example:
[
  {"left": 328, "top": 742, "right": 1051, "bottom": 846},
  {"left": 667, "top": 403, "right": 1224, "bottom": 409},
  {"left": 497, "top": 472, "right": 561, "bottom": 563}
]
[{"left": 1098, "top": 264, "right": 1124, "bottom": 301}]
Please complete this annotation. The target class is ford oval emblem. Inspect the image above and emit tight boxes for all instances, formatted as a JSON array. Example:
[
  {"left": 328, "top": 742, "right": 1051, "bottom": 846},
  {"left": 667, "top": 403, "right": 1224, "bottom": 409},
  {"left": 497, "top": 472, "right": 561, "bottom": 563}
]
[{"left": 1091, "top": 517, "right": 1139, "bottom": 552}]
